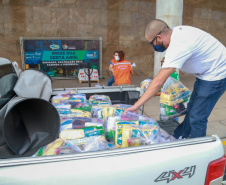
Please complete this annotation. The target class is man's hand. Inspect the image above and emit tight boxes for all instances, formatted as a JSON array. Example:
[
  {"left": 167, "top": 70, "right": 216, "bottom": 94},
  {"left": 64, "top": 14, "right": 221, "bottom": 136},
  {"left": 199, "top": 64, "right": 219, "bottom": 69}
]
[{"left": 124, "top": 104, "right": 140, "bottom": 114}]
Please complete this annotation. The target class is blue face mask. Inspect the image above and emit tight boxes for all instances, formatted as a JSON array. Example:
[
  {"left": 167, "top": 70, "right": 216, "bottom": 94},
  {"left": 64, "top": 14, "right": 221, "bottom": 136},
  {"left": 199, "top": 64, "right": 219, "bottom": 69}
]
[{"left": 152, "top": 43, "right": 166, "bottom": 52}]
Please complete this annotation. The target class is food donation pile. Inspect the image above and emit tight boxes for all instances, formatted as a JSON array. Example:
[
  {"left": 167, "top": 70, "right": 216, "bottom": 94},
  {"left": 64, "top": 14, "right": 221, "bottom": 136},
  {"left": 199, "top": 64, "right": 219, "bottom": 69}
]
[{"left": 34, "top": 90, "right": 176, "bottom": 156}]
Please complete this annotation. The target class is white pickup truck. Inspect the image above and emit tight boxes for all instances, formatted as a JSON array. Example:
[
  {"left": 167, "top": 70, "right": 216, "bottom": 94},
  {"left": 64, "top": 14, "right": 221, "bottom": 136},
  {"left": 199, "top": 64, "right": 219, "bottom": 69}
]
[{"left": 0, "top": 60, "right": 225, "bottom": 185}]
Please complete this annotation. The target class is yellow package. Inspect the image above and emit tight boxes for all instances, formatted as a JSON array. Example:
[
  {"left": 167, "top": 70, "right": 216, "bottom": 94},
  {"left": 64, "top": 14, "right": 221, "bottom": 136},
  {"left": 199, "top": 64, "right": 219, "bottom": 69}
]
[
  {"left": 70, "top": 109, "right": 91, "bottom": 118},
  {"left": 115, "top": 121, "right": 139, "bottom": 148},
  {"left": 115, "top": 124, "right": 131, "bottom": 148},
  {"left": 102, "top": 107, "right": 118, "bottom": 120},
  {"left": 43, "top": 139, "right": 65, "bottom": 156},
  {"left": 52, "top": 95, "right": 70, "bottom": 104},
  {"left": 59, "top": 129, "right": 85, "bottom": 140}
]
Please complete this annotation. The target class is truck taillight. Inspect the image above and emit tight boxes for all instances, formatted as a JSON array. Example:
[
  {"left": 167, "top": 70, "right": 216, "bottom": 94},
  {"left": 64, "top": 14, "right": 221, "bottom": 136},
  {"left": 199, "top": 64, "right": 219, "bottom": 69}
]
[{"left": 205, "top": 155, "right": 226, "bottom": 185}]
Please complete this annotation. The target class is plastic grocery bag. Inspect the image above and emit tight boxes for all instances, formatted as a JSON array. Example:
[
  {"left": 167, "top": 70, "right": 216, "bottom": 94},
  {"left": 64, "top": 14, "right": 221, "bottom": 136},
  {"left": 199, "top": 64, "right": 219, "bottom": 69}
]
[
  {"left": 140, "top": 79, "right": 152, "bottom": 92},
  {"left": 160, "top": 77, "right": 191, "bottom": 120}
]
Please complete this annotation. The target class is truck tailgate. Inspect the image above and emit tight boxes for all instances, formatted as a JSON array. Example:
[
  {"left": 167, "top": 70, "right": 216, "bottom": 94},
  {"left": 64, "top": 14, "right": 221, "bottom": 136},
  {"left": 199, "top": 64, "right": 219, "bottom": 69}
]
[{"left": 0, "top": 136, "right": 224, "bottom": 185}]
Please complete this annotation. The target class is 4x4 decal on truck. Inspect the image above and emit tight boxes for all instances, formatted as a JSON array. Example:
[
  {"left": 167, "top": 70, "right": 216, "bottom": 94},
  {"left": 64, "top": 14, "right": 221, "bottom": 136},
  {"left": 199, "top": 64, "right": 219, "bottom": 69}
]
[{"left": 154, "top": 165, "right": 196, "bottom": 183}]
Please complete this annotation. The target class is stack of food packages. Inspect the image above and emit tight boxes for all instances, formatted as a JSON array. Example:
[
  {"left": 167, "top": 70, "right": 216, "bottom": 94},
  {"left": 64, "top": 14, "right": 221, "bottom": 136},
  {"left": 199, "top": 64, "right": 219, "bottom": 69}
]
[
  {"left": 34, "top": 90, "right": 176, "bottom": 157},
  {"left": 160, "top": 77, "right": 191, "bottom": 120}
]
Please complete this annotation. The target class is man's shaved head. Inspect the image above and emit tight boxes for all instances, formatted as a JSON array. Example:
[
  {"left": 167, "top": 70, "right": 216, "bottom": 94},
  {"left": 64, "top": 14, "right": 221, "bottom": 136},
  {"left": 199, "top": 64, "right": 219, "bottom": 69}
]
[{"left": 145, "top": 19, "right": 170, "bottom": 40}]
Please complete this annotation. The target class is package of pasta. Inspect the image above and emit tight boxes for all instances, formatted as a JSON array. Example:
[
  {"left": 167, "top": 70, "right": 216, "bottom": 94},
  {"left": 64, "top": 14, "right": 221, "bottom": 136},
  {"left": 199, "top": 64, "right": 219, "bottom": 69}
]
[
  {"left": 89, "top": 94, "right": 112, "bottom": 105},
  {"left": 70, "top": 109, "right": 91, "bottom": 118},
  {"left": 115, "top": 120, "right": 139, "bottom": 148},
  {"left": 42, "top": 138, "right": 66, "bottom": 156},
  {"left": 160, "top": 77, "right": 191, "bottom": 120},
  {"left": 60, "top": 113, "right": 88, "bottom": 124},
  {"left": 52, "top": 95, "right": 70, "bottom": 105},
  {"left": 102, "top": 106, "right": 123, "bottom": 120},
  {"left": 140, "top": 79, "right": 152, "bottom": 92},
  {"left": 59, "top": 126, "right": 105, "bottom": 140},
  {"left": 69, "top": 103, "right": 92, "bottom": 113}
]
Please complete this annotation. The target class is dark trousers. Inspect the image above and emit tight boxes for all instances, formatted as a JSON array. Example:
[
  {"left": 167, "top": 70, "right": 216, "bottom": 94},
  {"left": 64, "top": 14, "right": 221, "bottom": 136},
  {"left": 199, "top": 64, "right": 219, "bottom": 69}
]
[
  {"left": 174, "top": 77, "right": 226, "bottom": 138},
  {"left": 108, "top": 75, "right": 115, "bottom": 86}
]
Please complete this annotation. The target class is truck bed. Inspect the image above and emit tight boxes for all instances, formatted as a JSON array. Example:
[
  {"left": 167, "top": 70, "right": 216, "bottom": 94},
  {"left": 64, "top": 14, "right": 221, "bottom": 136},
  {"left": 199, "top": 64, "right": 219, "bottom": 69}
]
[{"left": 0, "top": 86, "right": 225, "bottom": 185}]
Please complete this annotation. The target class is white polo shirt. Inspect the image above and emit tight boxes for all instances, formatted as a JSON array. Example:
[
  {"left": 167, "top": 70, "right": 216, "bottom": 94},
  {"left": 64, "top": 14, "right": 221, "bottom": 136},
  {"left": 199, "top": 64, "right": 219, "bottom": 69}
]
[{"left": 162, "top": 26, "right": 226, "bottom": 81}]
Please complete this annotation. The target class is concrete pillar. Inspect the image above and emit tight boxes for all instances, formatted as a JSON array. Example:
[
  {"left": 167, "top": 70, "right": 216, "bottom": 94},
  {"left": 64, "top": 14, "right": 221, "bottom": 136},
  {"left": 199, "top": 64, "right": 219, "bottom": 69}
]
[{"left": 153, "top": 0, "right": 183, "bottom": 77}]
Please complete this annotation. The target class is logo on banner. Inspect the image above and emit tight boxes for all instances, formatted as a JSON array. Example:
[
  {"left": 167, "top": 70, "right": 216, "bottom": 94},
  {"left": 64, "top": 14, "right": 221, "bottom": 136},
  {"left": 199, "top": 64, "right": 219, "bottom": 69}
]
[
  {"left": 62, "top": 44, "right": 76, "bottom": 50},
  {"left": 50, "top": 44, "right": 60, "bottom": 50},
  {"left": 35, "top": 52, "right": 42, "bottom": 56},
  {"left": 86, "top": 52, "right": 97, "bottom": 59},
  {"left": 62, "top": 44, "right": 68, "bottom": 49}
]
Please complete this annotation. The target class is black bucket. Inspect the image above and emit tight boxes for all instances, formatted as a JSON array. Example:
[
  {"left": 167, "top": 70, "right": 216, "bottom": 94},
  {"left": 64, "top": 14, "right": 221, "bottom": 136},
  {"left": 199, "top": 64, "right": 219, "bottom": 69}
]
[{"left": 2, "top": 97, "right": 60, "bottom": 157}]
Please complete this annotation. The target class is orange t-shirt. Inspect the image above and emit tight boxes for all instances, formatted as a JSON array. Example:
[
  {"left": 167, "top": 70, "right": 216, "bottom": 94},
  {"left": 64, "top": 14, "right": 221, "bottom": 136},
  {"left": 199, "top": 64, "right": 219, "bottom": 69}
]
[{"left": 113, "top": 60, "right": 132, "bottom": 85}]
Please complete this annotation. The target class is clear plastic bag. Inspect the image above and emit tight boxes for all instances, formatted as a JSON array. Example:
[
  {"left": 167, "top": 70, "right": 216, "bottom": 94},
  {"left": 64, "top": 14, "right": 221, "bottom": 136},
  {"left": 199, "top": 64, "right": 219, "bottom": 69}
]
[
  {"left": 120, "top": 111, "right": 140, "bottom": 121},
  {"left": 112, "top": 104, "right": 132, "bottom": 110},
  {"left": 55, "top": 104, "right": 71, "bottom": 114},
  {"left": 52, "top": 95, "right": 70, "bottom": 105},
  {"left": 89, "top": 94, "right": 112, "bottom": 106},
  {"left": 70, "top": 109, "right": 91, "bottom": 118},
  {"left": 140, "top": 79, "right": 152, "bottom": 92},
  {"left": 91, "top": 105, "right": 123, "bottom": 120},
  {"left": 59, "top": 126, "right": 105, "bottom": 140},
  {"left": 70, "top": 94, "right": 87, "bottom": 103},
  {"left": 72, "top": 117, "right": 103, "bottom": 129},
  {"left": 57, "top": 90, "right": 77, "bottom": 96},
  {"left": 160, "top": 77, "right": 191, "bottom": 120},
  {"left": 105, "top": 116, "right": 120, "bottom": 141}
]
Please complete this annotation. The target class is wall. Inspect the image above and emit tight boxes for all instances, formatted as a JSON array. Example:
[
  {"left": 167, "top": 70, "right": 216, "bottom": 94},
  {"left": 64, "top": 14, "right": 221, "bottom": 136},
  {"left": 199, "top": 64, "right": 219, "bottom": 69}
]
[
  {"left": 0, "top": 0, "right": 225, "bottom": 78},
  {"left": 183, "top": 0, "right": 226, "bottom": 44}
]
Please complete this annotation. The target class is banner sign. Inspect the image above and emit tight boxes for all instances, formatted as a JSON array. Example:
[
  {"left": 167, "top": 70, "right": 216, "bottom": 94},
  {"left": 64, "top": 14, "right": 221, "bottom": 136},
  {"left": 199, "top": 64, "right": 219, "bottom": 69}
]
[{"left": 20, "top": 38, "right": 102, "bottom": 78}]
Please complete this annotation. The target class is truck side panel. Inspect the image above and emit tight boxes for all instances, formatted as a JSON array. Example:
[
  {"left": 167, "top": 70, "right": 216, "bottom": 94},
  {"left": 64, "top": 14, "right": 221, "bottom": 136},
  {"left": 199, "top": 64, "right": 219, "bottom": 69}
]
[{"left": 0, "top": 136, "right": 224, "bottom": 185}]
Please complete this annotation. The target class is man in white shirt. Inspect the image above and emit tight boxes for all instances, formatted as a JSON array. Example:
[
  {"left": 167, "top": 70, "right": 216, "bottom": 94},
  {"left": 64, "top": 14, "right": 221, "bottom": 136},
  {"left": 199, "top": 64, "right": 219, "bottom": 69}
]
[{"left": 126, "top": 19, "right": 226, "bottom": 138}]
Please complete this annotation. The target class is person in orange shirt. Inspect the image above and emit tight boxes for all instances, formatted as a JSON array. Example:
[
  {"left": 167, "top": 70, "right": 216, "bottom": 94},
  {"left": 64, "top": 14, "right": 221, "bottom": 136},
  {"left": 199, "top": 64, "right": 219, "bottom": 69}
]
[
  {"left": 113, "top": 51, "right": 133, "bottom": 86},
  {"left": 107, "top": 51, "right": 119, "bottom": 86}
]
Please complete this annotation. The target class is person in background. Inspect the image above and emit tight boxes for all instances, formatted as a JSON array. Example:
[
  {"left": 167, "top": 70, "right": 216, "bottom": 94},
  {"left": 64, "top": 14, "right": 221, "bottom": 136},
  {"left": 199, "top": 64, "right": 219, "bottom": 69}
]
[
  {"left": 107, "top": 51, "right": 119, "bottom": 86},
  {"left": 113, "top": 51, "right": 133, "bottom": 86},
  {"left": 125, "top": 19, "right": 226, "bottom": 139}
]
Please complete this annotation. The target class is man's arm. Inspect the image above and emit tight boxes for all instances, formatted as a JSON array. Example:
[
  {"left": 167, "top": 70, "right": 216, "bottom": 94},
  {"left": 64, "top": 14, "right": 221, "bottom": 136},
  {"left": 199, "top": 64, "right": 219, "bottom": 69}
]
[{"left": 125, "top": 67, "right": 176, "bottom": 113}]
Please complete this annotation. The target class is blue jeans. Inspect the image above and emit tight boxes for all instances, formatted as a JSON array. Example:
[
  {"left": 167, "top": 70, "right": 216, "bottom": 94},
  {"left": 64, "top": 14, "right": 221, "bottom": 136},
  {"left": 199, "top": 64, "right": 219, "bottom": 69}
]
[
  {"left": 174, "top": 77, "right": 226, "bottom": 139},
  {"left": 108, "top": 75, "right": 115, "bottom": 86}
]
